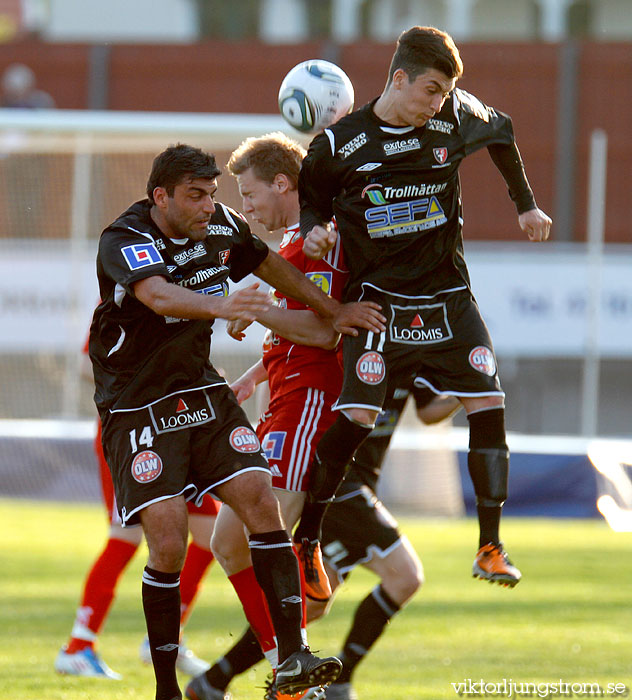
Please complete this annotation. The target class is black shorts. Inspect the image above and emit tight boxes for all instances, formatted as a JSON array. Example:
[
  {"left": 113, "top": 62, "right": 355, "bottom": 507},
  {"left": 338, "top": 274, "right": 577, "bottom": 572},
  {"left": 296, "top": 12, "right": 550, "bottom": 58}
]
[
  {"left": 336, "top": 284, "right": 503, "bottom": 412},
  {"left": 320, "top": 478, "right": 401, "bottom": 582},
  {"left": 101, "top": 384, "right": 269, "bottom": 526}
]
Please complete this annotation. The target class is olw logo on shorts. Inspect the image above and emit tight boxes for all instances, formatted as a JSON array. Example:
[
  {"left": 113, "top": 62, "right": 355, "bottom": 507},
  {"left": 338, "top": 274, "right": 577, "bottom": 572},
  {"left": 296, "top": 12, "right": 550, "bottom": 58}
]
[
  {"left": 230, "top": 426, "right": 261, "bottom": 453},
  {"left": 131, "top": 450, "right": 163, "bottom": 483},
  {"left": 468, "top": 346, "right": 496, "bottom": 376},
  {"left": 356, "top": 351, "right": 385, "bottom": 384}
]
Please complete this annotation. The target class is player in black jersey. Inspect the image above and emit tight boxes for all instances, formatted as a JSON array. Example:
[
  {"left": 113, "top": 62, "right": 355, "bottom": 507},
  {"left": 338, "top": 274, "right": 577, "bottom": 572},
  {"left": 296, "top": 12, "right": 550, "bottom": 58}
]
[
  {"left": 89, "top": 144, "right": 385, "bottom": 700},
  {"left": 293, "top": 26, "right": 552, "bottom": 590}
]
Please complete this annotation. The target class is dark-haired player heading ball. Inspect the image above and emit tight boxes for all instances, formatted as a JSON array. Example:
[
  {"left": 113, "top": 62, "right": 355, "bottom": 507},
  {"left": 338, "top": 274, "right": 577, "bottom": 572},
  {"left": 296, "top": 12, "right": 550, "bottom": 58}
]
[{"left": 293, "top": 25, "right": 552, "bottom": 590}]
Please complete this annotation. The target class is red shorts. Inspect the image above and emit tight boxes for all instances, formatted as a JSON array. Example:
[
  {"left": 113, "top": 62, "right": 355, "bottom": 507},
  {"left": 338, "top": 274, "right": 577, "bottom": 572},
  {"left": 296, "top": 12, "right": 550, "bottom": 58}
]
[
  {"left": 95, "top": 420, "right": 220, "bottom": 525},
  {"left": 256, "top": 387, "right": 338, "bottom": 492}
]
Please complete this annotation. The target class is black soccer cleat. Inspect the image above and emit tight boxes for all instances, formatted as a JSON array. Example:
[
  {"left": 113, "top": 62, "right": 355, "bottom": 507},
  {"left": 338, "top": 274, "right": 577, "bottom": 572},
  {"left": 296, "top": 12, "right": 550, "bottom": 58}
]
[
  {"left": 275, "top": 647, "right": 341, "bottom": 696},
  {"left": 185, "top": 672, "right": 232, "bottom": 700}
]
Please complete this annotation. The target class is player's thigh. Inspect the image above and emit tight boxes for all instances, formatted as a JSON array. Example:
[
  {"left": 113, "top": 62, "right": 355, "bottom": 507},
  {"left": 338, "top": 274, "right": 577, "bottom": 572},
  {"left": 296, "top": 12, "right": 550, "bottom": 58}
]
[
  {"left": 258, "top": 388, "right": 339, "bottom": 492},
  {"left": 336, "top": 332, "right": 389, "bottom": 413},
  {"left": 215, "top": 470, "right": 283, "bottom": 536},
  {"left": 187, "top": 494, "right": 220, "bottom": 547},
  {"left": 189, "top": 386, "right": 271, "bottom": 505},
  {"left": 101, "top": 407, "right": 193, "bottom": 528},
  {"left": 408, "top": 292, "right": 504, "bottom": 396},
  {"left": 321, "top": 483, "right": 401, "bottom": 584}
]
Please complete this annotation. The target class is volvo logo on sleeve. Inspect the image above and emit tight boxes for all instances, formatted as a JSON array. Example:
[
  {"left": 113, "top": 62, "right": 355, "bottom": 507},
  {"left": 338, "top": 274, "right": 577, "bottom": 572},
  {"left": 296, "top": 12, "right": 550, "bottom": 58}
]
[
  {"left": 389, "top": 303, "right": 452, "bottom": 345},
  {"left": 131, "top": 450, "right": 163, "bottom": 483},
  {"left": 468, "top": 346, "right": 497, "bottom": 376},
  {"left": 149, "top": 391, "right": 216, "bottom": 434},
  {"left": 356, "top": 351, "right": 385, "bottom": 385},
  {"left": 230, "top": 426, "right": 261, "bottom": 453}
]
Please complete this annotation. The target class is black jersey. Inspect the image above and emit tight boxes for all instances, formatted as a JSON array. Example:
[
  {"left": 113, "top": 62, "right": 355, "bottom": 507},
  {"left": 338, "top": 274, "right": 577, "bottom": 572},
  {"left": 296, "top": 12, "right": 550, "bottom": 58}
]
[
  {"left": 349, "top": 385, "right": 435, "bottom": 491},
  {"left": 89, "top": 199, "right": 268, "bottom": 413},
  {"left": 299, "top": 89, "right": 530, "bottom": 300}
]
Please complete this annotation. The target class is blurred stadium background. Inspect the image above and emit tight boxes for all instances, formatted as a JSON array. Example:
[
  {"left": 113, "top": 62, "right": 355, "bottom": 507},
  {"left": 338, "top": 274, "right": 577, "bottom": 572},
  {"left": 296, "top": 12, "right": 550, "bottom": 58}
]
[{"left": 0, "top": 0, "right": 631, "bottom": 527}]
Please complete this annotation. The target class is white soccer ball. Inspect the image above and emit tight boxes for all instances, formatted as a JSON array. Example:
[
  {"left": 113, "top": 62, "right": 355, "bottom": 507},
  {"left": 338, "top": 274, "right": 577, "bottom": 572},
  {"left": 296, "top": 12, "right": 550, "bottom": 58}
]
[{"left": 278, "top": 59, "right": 354, "bottom": 134}]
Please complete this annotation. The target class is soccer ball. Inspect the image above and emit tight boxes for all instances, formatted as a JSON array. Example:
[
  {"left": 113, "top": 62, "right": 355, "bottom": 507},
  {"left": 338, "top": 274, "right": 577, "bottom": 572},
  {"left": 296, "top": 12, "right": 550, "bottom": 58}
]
[{"left": 278, "top": 59, "right": 354, "bottom": 134}]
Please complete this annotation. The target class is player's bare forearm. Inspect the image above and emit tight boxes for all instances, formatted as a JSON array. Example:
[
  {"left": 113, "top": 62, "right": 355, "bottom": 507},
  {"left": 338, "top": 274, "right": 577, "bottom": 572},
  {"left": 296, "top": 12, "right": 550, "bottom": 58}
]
[
  {"left": 230, "top": 358, "right": 268, "bottom": 404},
  {"left": 519, "top": 207, "right": 552, "bottom": 242},
  {"left": 133, "top": 276, "right": 270, "bottom": 321},
  {"left": 254, "top": 251, "right": 386, "bottom": 336},
  {"left": 256, "top": 307, "right": 339, "bottom": 349},
  {"left": 254, "top": 250, "right": 339, "bottom": 319}
]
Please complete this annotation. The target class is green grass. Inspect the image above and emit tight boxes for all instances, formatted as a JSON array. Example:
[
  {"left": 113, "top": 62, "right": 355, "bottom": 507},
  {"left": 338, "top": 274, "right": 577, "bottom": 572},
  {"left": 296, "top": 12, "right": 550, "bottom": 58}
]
[{"left": 2, "top": 499, "right": 631, "bottom": 699}]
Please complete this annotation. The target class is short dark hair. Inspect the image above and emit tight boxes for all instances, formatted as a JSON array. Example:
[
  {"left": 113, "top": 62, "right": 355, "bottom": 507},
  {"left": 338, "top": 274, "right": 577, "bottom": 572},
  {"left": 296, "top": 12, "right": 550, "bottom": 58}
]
[
  {"left": 227, "top": 132, "right": 306, "bottom": 188},
  {"left": 387, "top": 26, "right": 463, "bottom": 85},
  {"left": 146, "top": 144, "right": 221, "bottom": 204}
]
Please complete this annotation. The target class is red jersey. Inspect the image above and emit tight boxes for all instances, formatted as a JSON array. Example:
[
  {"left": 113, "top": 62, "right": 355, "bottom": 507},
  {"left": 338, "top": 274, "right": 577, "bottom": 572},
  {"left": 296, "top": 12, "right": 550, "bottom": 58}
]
[{"left": 262, "top": 223, "right": 347, "bottom": 401}]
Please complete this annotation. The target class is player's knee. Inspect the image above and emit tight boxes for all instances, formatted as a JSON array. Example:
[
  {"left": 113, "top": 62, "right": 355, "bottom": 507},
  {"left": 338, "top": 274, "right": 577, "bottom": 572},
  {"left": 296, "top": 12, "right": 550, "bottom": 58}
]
[
  {"left": 382, "top": 560, "right": 424, "bottom": 604},
  {"left": 393, "top": 571, "right": 423, "bottom": 603},
  {"left": 146, "top": 530, "right": 188, "bottom": 571},
  {"left": 210, "top": 533, "right": 250, "bottom": 574},
  {"left": 342, "top": 407, "right": 377, "bottom": 429}
]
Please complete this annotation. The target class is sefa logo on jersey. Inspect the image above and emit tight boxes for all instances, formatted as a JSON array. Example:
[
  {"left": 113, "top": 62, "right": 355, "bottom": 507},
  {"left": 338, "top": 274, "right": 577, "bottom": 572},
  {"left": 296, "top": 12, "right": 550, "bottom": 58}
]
[
  {"left": 468, "top": 346, "right": 496, "bottom": 376},
  {"left": 230, "top": 426, "right": 261, "bottom": 453},
  {"left": 121, "top": 243, "right": 163, "bottom": 270},
  {"left": 356, "top": 351, "right": 385, "bottom": 385},
  {"left": 306, "top": 271, "right": 332, "bottom": 295},
  {"left": 131, "top": 450, "right": 163, "bottom": 483}
]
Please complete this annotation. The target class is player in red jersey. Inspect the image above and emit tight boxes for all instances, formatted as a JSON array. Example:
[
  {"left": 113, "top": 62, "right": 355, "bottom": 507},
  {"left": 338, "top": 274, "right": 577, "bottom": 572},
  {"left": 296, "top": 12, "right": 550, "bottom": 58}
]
[
  {"left": 184, "top": 133, "right": 383, "bottom": 700},
  {"left": 55, "top": 343, "right": 220, "bottom": 680}
]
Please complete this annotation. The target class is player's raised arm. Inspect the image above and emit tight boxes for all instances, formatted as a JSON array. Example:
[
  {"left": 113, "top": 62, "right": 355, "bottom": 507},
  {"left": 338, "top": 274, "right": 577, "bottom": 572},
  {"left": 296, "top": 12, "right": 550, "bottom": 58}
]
[
  {"left": 253, "top": 249, "right": 385, "bottom": 336},
  {"left": 133, "top": 276, "right": 271, "bottom": 322},
  {"left": 487, "top": 141, "right": 552, "bottom": 242}
]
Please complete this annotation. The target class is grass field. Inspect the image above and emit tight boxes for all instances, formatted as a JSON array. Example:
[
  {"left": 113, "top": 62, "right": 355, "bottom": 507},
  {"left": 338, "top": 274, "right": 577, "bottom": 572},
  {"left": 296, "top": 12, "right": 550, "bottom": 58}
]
[{"left": 2, "top": 498, "right": 631, "bottom": 700}]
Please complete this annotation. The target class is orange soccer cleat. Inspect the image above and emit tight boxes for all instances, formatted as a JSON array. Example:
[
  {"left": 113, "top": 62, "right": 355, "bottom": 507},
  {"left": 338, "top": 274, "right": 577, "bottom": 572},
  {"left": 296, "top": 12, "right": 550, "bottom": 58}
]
[
  {"left": 472, "top": 542, "right": 522, "bottom": 587},
  {"left": 295, "top": 538, "right": 332, "bottom": 602}
]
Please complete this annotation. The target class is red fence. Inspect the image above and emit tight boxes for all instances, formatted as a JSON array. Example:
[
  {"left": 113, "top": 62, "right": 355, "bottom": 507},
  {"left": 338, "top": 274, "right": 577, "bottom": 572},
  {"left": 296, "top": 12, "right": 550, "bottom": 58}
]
[{"left": 2, "top": 39, "right": 630, "bottom": 243}]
